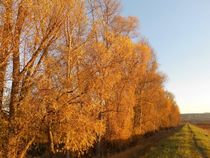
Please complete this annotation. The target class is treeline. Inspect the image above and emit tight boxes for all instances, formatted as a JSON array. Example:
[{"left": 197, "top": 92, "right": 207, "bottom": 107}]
[{"left": 0, "top": 0, "right": 180, "bottom": 157}]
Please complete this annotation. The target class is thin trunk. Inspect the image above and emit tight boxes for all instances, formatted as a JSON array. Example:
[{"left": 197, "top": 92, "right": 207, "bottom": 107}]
[
  {"left": 18, "top": 137, "right": 35, "bottom": 158},
  {"left": 96, "top": 135, "right": 101, "bottom": 158},
  {"left": 48, "top": 126, "right": 55, "bottom": 154},
  {"left": 0, "top": 0, "right": 13, "bottom": 110},
  {"left": 10, "top": 0, "right": 26, "bottom": 118},
  {"left": 66, "top": 150, "right": 70, "bottom": 158},
  {"left": 0, "top": 51, "right": 6, "bottom": 110},
  {"left": 139, "top": 90, "right": 143, "bottom": 134},
  {"left": 9, "top": 53, "right": 20, "bottom": 118},
  {"left": 7, "top": 4, "right": 27, "bottom": 158},
  {"left": 0, "top": 62, "right": 5, "bottom": 110}
]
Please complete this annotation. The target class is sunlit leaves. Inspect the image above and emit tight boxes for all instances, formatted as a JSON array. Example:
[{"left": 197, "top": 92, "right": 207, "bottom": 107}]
[{"left": 0, "top": 0, "right": 180, "bottom": 157}]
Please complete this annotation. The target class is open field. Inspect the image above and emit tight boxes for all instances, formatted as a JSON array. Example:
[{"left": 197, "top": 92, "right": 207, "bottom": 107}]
[
  {"left": 197, "top": 124, "right": 210, "bottom": 131},
  {"left": 110, "top": 124, "right": 210, "bottom": 158},
  {"left": 181, "top": 113, "right": 210, "bottom": 124}
]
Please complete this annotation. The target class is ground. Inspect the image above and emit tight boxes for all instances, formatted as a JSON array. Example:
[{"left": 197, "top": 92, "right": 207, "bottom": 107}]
[{"left": 110, "top": 124, "right": 210, "bottom": 158}]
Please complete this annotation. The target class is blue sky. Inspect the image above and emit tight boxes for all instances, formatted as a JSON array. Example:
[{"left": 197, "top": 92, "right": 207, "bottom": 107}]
[{"left": 121, "top": 0, "right": 210, "bottom": 113}]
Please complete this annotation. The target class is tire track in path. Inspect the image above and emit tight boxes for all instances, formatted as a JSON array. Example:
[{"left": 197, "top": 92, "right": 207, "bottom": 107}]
[{"left": 188, "top": 124, "right": 208, "bottom": 158}]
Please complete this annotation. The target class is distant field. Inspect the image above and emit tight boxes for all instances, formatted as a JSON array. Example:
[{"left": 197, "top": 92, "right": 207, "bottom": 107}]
[
  {"left": 181, "top": 113, "right": 210, "bottom": 134},
  {"left": 181, "top": 113, "right": 210, "bottom": 124},
  {"left": 196, "top": 124, "right": 210, "bottom": 131}
]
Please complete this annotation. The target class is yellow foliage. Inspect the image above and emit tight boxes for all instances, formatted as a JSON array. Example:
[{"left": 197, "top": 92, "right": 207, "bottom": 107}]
[{"left": 0, "top": 0, "right": 180, "bottom": 157}]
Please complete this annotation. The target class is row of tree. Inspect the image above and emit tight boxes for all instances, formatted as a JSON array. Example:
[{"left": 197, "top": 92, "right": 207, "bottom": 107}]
[{"left": 0, "top": 0, "right": 180, "bottom": 157}]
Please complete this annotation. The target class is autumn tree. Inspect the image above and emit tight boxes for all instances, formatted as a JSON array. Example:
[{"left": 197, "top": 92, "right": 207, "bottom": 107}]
[
  {"left": 0, "top": 0, "right": 75, "bottom": 157},
  {"left": 0, "top": 0, "right": 180, "bottom": 157}
]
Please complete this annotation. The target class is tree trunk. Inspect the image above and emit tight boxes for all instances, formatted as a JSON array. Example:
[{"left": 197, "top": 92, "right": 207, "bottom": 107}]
[
  {"left": 96, "top": 135, "right": 102, "bottom": 158},
  {"left": 9, "top": 1, "right": 26, "bottom": 118},
  {"left": 0, "top": 0, "right": 13, "bottom": 111},
  {"left": 9, "top": 59, "right": 20, "bottom": 118},
  {"left": 48, "top": 126, "right": 55, "bottom": 155},
  {"left": 18, "top": 137, "right": 35, "bottom": 158},
  {"left": 0, "top": 54, "right": 5, "bottom": 109},
  {"left": 0, "top": 64, "right": 5, "bottom": 111},
  {"left": 66, "top": 150, "right": 70, "bottom": 158}
]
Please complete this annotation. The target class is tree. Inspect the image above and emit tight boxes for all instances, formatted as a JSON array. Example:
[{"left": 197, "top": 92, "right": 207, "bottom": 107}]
[{"left": 0, "top": 0, "right": 180, "bottom": 157}]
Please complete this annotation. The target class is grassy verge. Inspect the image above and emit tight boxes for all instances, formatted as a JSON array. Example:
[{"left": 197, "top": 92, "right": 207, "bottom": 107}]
[
  {"left": 109, "top": 127, "right": 179, "bottom": 158},
  {"left": 190, "top": 124, "right": 210, "bottom": 157},
  {"left": 144, "top": 124, "right": 210, "bottom": 158}
]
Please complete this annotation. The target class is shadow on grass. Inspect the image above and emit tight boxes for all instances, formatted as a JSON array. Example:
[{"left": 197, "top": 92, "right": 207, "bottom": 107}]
[{"left": 26, "top": 126, "right": 181, "bottom": 158}]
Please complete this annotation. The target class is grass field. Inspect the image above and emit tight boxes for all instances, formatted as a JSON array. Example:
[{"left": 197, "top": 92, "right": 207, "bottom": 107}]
[
  {"left": 181, "top": 113, "right": 210, "bottom": 124},
  {"left": 197, "top": 124, "right": 210, "bottom": 131},
  {"left": 110, "top": 124, "right": 210, "bottom": 158},
  {"left": 144, "top": 124, "right": 210, "bottom": 158}
]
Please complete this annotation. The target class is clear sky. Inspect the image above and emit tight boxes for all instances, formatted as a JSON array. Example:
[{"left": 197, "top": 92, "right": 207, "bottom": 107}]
[{"left": 121, "top": 0, "right": 210, "bottom": 114}]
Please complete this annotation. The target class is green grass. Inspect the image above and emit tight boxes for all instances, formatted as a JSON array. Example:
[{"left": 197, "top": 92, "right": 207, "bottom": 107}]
[
  {"left": 143, "top": 124, "right": 210, "bottom": 158},
  {"left": 190, "top": 124, "right": 210, "bottom": 157}
]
